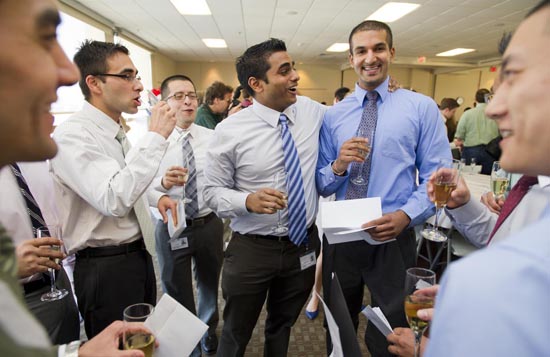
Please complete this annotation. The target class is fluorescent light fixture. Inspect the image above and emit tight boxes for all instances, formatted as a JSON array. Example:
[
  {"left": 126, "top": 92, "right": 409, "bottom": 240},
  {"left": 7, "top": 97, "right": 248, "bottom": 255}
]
[
  {"left": 202, "top": 38, "right": 227, "bottom": 48},
  {"left": 326, "top": 43, "right": 349, "bottom": 52},
  {"left": 436, "top": 48, "right": 476, "bottom": 57},
  {"left": 170, "top": 0, "right": 211, "bottom": 15},
  {"left": 366, "top": 2, "right": 420, "bottom": 23}
]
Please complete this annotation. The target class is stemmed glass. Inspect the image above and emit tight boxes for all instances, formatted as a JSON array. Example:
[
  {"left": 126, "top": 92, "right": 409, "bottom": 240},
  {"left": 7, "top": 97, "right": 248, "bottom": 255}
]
[
  {"left": 272, "top": 171, "right": 288, "bottom": 234},
  {"left": 37, "top": 225, "right": 68, "bottom": 302},
  {"left": 421, "top": 158, "right": 462, "bottom": 242},
  {"left": 404, "top": 268, "right": 436, "bottom": 357},
  {"left": 491, "top": 161, "right": 511, "bottom": 200},
  {"left": 469, "top": 157, "right": 477, "bottom": 173},
  {"left": 350, "top": 127, "right": 373, "bottom": 186},
  {"left": 123, "top": 303, "right": 155, "bottom": 356}
]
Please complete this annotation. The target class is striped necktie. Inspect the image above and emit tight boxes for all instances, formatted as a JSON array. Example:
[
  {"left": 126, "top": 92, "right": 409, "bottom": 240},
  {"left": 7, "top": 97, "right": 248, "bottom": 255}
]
[
  {"left": 279, "top": 114, "right": 308, "bottom": 246},
  {"left": 115, "top": 128, "right": 156, "bottom": 255},
  {"left": 9, "top": 163, "right": 50, "bottom": 237},
  {"left": 182, "top": 135, "right": 199, "bottom": 219},
  {"left": 346, "top": 91, "right": 379, "bottom": 199}
]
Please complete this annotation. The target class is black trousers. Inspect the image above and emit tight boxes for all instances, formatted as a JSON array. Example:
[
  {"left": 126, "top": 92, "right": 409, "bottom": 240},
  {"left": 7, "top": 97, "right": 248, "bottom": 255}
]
[
  {"left": 218, "top": 227, "right": 320, "bottom": 357},
  {"left": 74, "top": 244, "right": 156, "bottom": 338},
  {"left": 322, "top": 228, "right": 416, "bottom": 357},
  {"left": 24, "top": 267, "right": 80, "bottom": 344}
]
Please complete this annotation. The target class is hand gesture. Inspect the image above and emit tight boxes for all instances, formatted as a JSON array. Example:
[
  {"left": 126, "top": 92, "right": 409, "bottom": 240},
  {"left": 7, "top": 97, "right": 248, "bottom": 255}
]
[
  {"left": 480, "top": 191, "right": 504, "bottom": 214},
  {"left": 161, "top": 166, "right": 188, "bottom": 190},
  {"left": 362, "top": 210, "right": 411, "bottom": 241},
  {"left": 157, "top": 195, "right": 179, "bottom": 225},
  {"left": 245, "top": 188, "right": 287, "bottom": 214},
  {"left": 427, "top": 173, "right": 470, "bottom": 209},
  {"left": 16, "top": 237, "right": 64, "bottom": 278},
  {"left": 148, "top": 101, "right": 176, "bottom": 139},
  {"left": 332, "top": 137, "right": 370, "bottom": 174}
]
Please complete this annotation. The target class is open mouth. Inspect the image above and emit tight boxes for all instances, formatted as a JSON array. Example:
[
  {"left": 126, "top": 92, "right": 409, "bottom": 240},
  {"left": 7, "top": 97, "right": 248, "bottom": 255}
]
[
  {"left": 134, "top": 96, "right": 142, "bottom": 106},
  {"left": 288, "top": 85, "right": 298, "bottom": 94}
]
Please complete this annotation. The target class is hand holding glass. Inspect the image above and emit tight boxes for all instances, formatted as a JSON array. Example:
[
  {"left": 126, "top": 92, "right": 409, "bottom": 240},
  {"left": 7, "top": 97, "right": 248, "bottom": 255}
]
[
  {"left": 37, "top": 225, "right": 68, "bottom": 302},
  {"left": 491, "top": 161, "right": 510, "bottom": 200},
  {"left": 272, "top": 171, "right": 288, "bottom": 234},
  {"left": 350, "top": 128, "right": 372, "bottom": 186},
  {"left": 123, "top": 303, "right": 155, "bottom": 357}
]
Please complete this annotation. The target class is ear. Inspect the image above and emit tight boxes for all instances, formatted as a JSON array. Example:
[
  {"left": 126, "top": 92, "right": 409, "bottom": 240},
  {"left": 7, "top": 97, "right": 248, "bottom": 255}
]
[
  {"left": 248, "top": 77, "right": 263, "bottom": 96},
  {"left": 85, "top": 74, "right": 103, "bottom": 97},
  {"left": 389, "top": 47, "right": 396, "bottom": 63},
  {"left": 348, "top": 52, "right": 354, "bottom": 67}
]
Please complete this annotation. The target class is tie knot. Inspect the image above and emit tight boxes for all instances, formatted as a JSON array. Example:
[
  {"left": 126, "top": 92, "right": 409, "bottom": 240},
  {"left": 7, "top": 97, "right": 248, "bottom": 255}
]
[
  {"left": 366, "top": 91, "right": 378, "bottom": 102},
  {"left": 115, "top": 127, "right": 126, "bottom": 142},
  {"left": 279, "top": 114, "right": 289, "bottom": 126}
]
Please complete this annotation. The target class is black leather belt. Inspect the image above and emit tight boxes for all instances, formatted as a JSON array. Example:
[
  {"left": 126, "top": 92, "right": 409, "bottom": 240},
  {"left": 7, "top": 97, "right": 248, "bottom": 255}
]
[
  {"left": 241, "top": 225, "right": 316, "bottom": 243},
  {"left": 76, "top": 239, "right": 145, "bottom": 258},
  {"left": 186, "top": 212, "right": 216, "bottom": 227},
  {"left": 23, "top": 274, "right": 51, "bottom": 295}
]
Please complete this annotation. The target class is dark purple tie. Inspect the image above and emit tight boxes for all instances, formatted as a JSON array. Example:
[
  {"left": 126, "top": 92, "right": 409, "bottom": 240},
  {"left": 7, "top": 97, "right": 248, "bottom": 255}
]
[{"left": 488, "top": 175, "right": 538, "bottom": 242}]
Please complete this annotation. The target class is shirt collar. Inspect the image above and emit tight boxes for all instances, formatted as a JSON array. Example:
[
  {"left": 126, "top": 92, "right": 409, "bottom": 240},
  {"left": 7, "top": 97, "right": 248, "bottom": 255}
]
[
  {"left": 251, "top": 98, "right": 298, "bottom": 128},
  {"left": 537, "top": 175, "right": 550, "bottom": 188},
  {"left": 82, "top": 101, "right": 123, "bottom": 139},
  {"left": 353, "top": 76, "right": 390, "bottom": 106},
  {"left": 174, "top": 123, "right": 196, "bottom": 142}
]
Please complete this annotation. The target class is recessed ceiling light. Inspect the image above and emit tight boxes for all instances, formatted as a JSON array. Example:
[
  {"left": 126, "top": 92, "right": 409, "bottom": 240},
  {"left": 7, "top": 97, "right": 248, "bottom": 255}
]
[
  {"left": 326, "top": 43, "right": 349, "bottom": 52},
  {"left": 170, "top": 0, "right": 211, "bottom": 15},
  {"left": 436, "top": 48, "right": 476, "bottom": 57},
  {"left": 202, "top": 38, "right": 227, "bottom": 48},
  {"left": 366, "top": 2, "right": 420, "bottom": 23}
]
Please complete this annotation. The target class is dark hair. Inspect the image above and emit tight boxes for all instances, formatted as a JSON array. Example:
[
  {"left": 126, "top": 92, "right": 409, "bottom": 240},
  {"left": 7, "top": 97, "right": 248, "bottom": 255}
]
[
  {"left": 440, "top": 98, "right": 460, "bottom": 110},
  {"left": 73, "top": 40, "right": 129, "bottom": 100},
  {"left": 204, "top": 81, "right": 233, "bottom": 105},
  {"left": 475, "top": 88, "right": 491, "bottom": 103},
  {"left": 334, "top": 87, "right": 351, "bottom": 102},
  {"left": 498, "top": 32, "right": 513, "bottom": 55},
  {"left": 526, "top": 0, "right": 549, "bottom": 18},
  {"left": 348, "top": 20, "right": 393, "bottom": 54},
  {"left": 236, "top": 38, "right": 287, "bottom": 98},
  {"left": 160, "top": 74, "right": 196, "bottom": 100}
]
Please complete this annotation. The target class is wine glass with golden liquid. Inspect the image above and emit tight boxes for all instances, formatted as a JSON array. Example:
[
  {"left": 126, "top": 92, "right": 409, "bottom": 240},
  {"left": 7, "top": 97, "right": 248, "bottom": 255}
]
[
  {"left": 123, "top": 303, "right": 155, "bottom": 357},
  {"left": 271, "top": 171, "right": 289, "bottom": 234},
  {"left": 421, "top": 158, "right": 462, "bottom": 242},
  {"left": 37, "top": 225, "right": 69, "bottom": 302},
  {"left": 491, "top": 161, "right": 511, "bottom": 200},
  {"left": 350, "top": 127, "right": 373, "bottom": 186},
  {"left": 404, "top": 268, "right": 436, "bottom": 357}
]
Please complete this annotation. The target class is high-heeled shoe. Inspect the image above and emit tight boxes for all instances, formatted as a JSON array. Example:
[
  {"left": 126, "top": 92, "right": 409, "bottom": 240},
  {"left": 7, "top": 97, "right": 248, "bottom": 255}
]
[{"left": 305, "top": 309, "right": 319, "bottom": 320}]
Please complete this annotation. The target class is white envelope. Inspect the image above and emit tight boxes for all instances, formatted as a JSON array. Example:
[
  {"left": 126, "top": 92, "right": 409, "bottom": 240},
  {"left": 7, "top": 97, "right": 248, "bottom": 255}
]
[
  {"left": 144, "top": 294, "right": 208, "bottom": 357},
  {"left": 167, "top": 200, "right": 187, "bottom": 239},
  {"left": 361, "top": 305, "right": 393, "bottom": 337}
]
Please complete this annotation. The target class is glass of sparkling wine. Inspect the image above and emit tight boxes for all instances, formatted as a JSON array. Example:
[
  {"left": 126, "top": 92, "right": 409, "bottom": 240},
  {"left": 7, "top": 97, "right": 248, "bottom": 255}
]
[
  {"left": 272, "top": 171, "right": 289, "bottom": 234},
  {"left": 421, "top": 158, "right": 462, "bottom": 242},
  {"left": 123, "top": 303, "right": 155, "bottom": 357},
  {"left": 404, "top": 268, "right": 436, "bottom": 357},
  {"left": 350, "top": 127, "right": 373, "bottom": 186},
  {"left": 491, "top": 161, "right": 510, "bottom": 200},
  {"left": 37, "top": 225, "right": 68, "bottom": 302}
]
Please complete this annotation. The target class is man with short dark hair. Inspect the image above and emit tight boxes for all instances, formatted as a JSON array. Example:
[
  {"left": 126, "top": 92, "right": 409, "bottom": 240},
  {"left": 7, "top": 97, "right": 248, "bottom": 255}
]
[
  {"left": 439, "top": 97, "right": 460, "bottom": 142},
  {"left": 333, "top": 87, "right": 351, "bottom": 104},
  {"left": 195, "top": 81, "right": 234, "bottom": 129},
  {"left": 51, "top": 40, "right": 176, "bottom": 338}
]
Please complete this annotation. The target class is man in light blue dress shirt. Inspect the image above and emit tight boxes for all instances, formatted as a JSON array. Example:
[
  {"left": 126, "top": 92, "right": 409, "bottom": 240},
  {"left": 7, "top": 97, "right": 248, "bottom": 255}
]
[{"left": 316, "top": 20, "right": 451, "bottom": 356}]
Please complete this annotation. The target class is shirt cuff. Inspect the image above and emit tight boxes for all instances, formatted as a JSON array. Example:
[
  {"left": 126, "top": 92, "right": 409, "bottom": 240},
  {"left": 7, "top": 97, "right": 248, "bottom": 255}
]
[
  {"left": 446, "top": 199, "right": 487, "bottom": 223},
  {"left": 58, "top": 340, "right": 81, "bottom": 357}
]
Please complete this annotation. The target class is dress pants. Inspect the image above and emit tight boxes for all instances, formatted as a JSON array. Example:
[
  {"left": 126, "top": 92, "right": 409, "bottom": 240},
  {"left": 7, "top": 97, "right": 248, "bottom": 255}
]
[
  {"left": 24, "top": 267, "right": 80, "bottom": 344},
  {"left": 322, "top": 228, "right": 416, "bottom": 357},
  {"left": 74, "top": 245, "right": 156, "bottom": 339},
  {"left": 218, "top": 226, "right": 320, "bottom": 357},
  {"left": 155, "top": 215, "right": 224, "bottom": 357},
  {"left": 461, "top": 145, "right": 495, "bottom": 175}
]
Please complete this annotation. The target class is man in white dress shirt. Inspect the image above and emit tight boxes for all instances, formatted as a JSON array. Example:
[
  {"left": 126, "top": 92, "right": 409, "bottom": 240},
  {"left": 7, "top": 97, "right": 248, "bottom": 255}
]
[
  {"left": 147, "top": 75, "right": 223, "bottom": 355},
  {"left": 203, "top": 38, "right": 326, "bottom": 356},
  {"left": 51, "top": 40, "right": 176, "bottom": 338}
]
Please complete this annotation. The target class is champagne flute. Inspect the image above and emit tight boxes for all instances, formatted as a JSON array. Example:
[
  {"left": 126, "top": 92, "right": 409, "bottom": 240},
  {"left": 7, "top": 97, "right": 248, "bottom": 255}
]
[
  {"left": 469, "top": 157, "right": 477, "bottom": 173},
  {"left": 491, "top": 161, "right": 510, "bottom": 200},
  {"left": 271, "top": 171, "right": 288, "bottom": 234},
  {"left": 404, "top": 268, "right": 436, "bottom": 357},
  {"left": 350, "top": 127, "right": 372, "bottom": 186},
  {"left": 123, "top": 303, "right": 155, "bottom": 357},
  {"left": 37, "top": 225, "right": 69, "bottom": 302},
  {"left": 421, "top": 158, "right": 462, "bottom": 242}
]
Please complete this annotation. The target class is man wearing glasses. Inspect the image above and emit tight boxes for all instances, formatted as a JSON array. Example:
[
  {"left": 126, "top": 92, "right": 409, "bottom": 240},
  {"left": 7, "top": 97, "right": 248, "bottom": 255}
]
[
  {"left": 50, "top": 40, "right": 176, "bottom": 338},
  {"left": 147, "top": 75, "right": 224, "bottom": 356}
]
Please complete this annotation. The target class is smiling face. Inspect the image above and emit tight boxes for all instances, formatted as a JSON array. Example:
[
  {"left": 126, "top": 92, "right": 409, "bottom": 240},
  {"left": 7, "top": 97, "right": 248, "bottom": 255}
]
[
  {"left": 0, "top": 0, "right": 80, "bottom": 165},
  {"left": 349, "top": 29, "right": 395, "bottom": 91},
  {"left": 485, "top": 6, "right": 550, "bottom": 176},
  {"left": 252, "top": 51, "right": 300, "bottom": 112},
  {"left": 165, "top": 79, "right": 198, "bottom": 129}
]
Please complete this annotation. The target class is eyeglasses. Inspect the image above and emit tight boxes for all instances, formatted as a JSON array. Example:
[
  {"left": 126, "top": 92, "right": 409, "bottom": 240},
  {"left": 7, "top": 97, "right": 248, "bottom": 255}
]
[
  {"left": 94, "top": 73, "right": 142, "bottom": 83},
  {"left": 165, "top": 92, "right": 198, "bottom": 101}
]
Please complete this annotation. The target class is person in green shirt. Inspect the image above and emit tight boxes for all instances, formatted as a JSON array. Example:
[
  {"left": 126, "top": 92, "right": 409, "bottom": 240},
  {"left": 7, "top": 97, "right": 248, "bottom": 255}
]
[{"left": 195, "top": 81, "right": 234, "bottom": 129}]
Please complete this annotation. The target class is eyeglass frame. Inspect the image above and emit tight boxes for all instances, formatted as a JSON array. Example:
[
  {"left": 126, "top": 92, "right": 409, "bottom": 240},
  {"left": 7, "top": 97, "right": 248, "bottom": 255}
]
[
  {"left": 93, "top": 73, "right": 142, "bottom": 83},
  {"left": 165, "top": 91, "right": 199, "bottom": 102}
]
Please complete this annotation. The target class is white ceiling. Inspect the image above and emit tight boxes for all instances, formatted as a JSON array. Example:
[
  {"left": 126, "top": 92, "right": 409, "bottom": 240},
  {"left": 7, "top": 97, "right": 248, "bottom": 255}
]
[{"left": 61, "top": 0, "right": 538, "bottom": 68}]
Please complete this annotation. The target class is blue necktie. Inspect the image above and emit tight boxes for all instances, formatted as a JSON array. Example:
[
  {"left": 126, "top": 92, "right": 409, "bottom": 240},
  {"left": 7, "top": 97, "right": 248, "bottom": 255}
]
[
  {"left": 182, "top": 135, "right": 199, "bottom": 219},
  {"left": 346, "top": 91, "right": 379, "bottom": 199},
  {"left": 279, "top": 114, "right": 308, "bottom": 246}
]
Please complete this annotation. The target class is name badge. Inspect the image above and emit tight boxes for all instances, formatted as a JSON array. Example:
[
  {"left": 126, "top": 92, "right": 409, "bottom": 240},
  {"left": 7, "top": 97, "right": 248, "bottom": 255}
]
[
  {"left": 300, "top": 250, "right": 316, "bottom": 271},
  {"left": 170, "top": 237, "right": 189, "bottom": 251}
]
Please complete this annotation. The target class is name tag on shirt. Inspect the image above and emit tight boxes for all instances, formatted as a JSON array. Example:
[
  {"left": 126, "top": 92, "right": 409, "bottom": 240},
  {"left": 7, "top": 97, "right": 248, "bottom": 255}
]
[
  {"left": 170, "top": 237, "right": 189, "bottom": 251},
  {"left": 300, "top": 250, "right": 316, "bottom": 270}
]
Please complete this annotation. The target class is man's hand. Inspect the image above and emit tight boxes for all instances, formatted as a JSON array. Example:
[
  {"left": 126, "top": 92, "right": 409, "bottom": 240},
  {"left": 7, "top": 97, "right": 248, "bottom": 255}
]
[
  {"left": 480, "top": 191, "right": 504, "bottom": 214},
  {"left": 245, "top": 188, "right": 287, "bottom": 214},
  {"left": 387, "top": 328, "right": 427, "bottom": 357},
  {"left": 332, "top": 137, "right": 370, "bottom": 174},
  {"left": 157, "top": 195, "right": 178, "bottom": 225},
  {"left": 148, "top": 101, "right": 176, "bottom": 139},
  {"left": 79, "top": 320, "right": 158, "bottom": 357},
  {"left": 454, "top": 138, "right": 464, "bottom": 151},
  {"left": 414, "top": 284, "right": 439, "bottom": 321},
  {"left": 362, "top": 210, "right": 410, "bottom": 241},
  {"left": 161, "top": 166, "right": 188, "bottom": 190},
  {"left": 16, "top": 238, "right": 64, "bottom": 278},
  {"left": 427, "top": 173, "right": 470, "bottom": 209}
]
